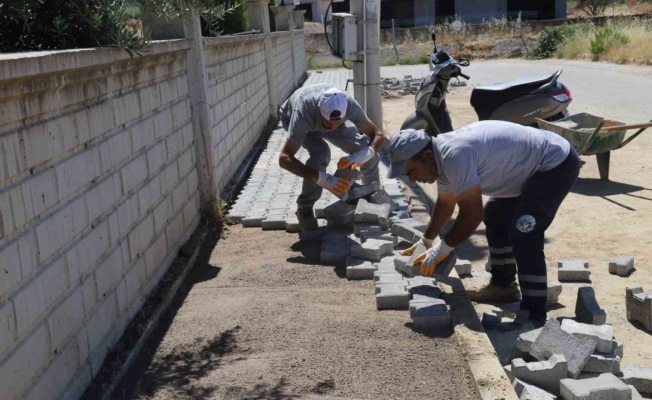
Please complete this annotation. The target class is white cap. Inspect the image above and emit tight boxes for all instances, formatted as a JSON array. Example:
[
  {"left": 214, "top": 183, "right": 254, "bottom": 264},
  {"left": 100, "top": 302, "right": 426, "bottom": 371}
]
[{"left": 318, "top": 88, "right": 348, "bottom": 120}]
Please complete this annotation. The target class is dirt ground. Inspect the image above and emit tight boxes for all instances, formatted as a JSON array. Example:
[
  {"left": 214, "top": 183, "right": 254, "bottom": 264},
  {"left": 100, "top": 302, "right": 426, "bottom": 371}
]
[
  {"left": 382, "top": 88, "right": 652, "bottom": 368},
  {"left": 113, "top": 226, "right": 480, "bottom": 400}
]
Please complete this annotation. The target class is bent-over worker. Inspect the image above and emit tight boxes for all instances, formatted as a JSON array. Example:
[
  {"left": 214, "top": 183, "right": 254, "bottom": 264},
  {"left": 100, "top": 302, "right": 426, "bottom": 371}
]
[
  {"left": 387, "top": 120, "right": 580, "bottom": 324},
  {"left": 278, "top": 84, "right": 386, "bottom": 231}
]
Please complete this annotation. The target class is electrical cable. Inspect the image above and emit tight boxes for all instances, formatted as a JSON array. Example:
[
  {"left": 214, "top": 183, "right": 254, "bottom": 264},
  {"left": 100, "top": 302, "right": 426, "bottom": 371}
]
[{"left": 324, "top": 0, "right": 335, "bottom": 53}]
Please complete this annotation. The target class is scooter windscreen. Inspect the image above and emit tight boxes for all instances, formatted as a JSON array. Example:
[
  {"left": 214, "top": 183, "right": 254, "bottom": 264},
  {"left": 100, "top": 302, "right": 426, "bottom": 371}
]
[{"left": 430, "top": 50, "right": 456, "bottom": 74}]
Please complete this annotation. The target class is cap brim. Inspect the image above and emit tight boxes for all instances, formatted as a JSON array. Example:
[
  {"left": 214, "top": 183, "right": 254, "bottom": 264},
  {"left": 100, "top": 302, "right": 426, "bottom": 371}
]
[{"left": 386, "top": 160, "right": 407, "bottom": 179}]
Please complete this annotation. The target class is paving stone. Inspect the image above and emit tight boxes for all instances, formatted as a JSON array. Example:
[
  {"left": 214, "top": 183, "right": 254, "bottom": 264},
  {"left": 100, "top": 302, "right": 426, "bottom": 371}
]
[
  {"left": 261, "top": 216, "right": 287, "bottom": 230},
  {"left": 583, "top": 342, "right": 622, "bottom": 374},
  {"left": 558, "top": 260, "right": 591, "bottom": 282},
  {"left": 575, "top": 287, "right": 607, "bottom": 325},
  {"left": 341, "top": 181, "right": 381, "bottom": 202},
  {"left": 513, "top": 379, "right": 558, "bottom": 400},
  {"left": 345, "top": 256, "right": 376, "bottom": 280},
  {"left": 409, "top": 297, "right": 446, "bottom": 318},
  {"left": 353, "top": 223, "right": 384, "bottom": 236},
  {"left": 630, "top": 386, "right": 644, "bottom": 400},
  {"left": 374, "top": 273, "right": 406, "bottom": 287},
  {"left": 390, "top": 219, "right": 426, "bottom": 242},
  {"left": 560, "top": 319, "right": 613, "bottom": 353},
  {"left": 323, "top": 201, "right": 356, "bottom": 225},
  {"left": 314, "top": 204, "right": 326, "bottom": 218},
  {"left": 434, "top": 252, "right": 458, "bottom": 277},
  {"left": 557, "top": 260, "right": 589, "bottom": 268},
  {"left": 412, "top": 305, "right": 451, "bottom": 331},
  {"left": 242, "top": 215, "right": 265, "bottom": 227},
  {"left": 406, "top": 276, "right": 437, "bottom": 288},
  {"left": 359, "top": 230, "right": 397, "bottom": 247},
  {"left": 547, "top": 281, "right": 563, "bottom": 306},
  {"left": 510, "top": 354, "right": 568, "bottom": 395},
  {"left": 284, "top": 217, "right": 301, "bottom": 233},
  {"left": 333, "top": 167, "right": 361, "bottom": 182},
  {"left": 560, "top": 373, "right": 631, "bottom": 400},
  {"left": 376, "top": 284, "right": 409, "bottom": 310},
  {"left": 388, "top": 210, "right": 410, "bottom": 227},
  {"left": 350, "top": 238, "right": 394, "bottom": 261},
  {"left": 609, "top": 256, "right": 635, "bottom": 277},
  {"left": 620, "top": 365, "right": 652, "bottom": 395},
  {"left": 367, "top": 189, "right": 397, "bottom": 211},
  {"left": 530, "top": 319, "right": 596, "bottom": 379},
  {"left": 516, "top": 327, "right": 544, "bottom": 352},
  {"left": 626, "top": 286, "right": 652, "bottom": 332},
  {"left": 354, "top": 199, "right": 391, "bottom": 229},
  {"left": 455, "top": 259, "right": 473, "bottom": 276},
  {"left": 393, "top": 252, "right": 410, "bottom": 271}
]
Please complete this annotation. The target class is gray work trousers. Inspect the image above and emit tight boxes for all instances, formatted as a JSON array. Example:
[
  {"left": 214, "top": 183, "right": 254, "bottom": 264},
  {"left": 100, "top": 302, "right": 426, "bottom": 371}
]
[{"left": 284, "top": 121, "right": 380, "bottom": 209}]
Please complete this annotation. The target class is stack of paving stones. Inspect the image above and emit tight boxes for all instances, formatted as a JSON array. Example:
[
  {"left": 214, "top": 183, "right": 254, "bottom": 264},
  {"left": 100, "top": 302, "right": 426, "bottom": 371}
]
[{"left": 491, "top": 260, "right": 652, "bottom": 400}]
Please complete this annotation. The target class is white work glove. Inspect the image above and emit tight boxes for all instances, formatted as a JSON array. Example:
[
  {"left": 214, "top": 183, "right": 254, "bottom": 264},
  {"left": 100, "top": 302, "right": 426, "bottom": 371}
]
[
  {"left": 317, "top": 171, "right": 352, "bottom": 196},
  {"left": 400, "top": 237, "right": 434, "bottom": 256},
  {"left": 413, "top": 239, "right": 454, "bottom": 276},
  {"left": 337, "top": 147, "right": 376, "bottom": 170}
]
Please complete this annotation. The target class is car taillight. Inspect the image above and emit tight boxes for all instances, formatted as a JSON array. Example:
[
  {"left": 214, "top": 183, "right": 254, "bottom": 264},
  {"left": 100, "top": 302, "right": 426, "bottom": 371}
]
[{"left": 551, "top": 87, "right": 572, "bottom": 102}]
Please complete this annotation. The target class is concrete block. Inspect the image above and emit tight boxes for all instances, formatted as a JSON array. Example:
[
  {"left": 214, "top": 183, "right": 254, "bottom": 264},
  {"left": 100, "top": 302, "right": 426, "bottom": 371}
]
[
  {"left": 394, "top": 253, "right": 418, "bottom": 276},
  {"left": 558, "top": 260, "right": 589, "bottom": 268},
  {"left": 261, "top": 216, "right": 286, "bottom": 230},
  {"left": 629, "top": 386, "right": 643, "bottom": 400},
  {"left": 376, "top": 284, "right": 409, "bottom": 310},
  {"left": 341, "top": 181, "right": 381, "bottom": 202},
  {"left": 374, "top": 274, "right": 406, "bottom": 288},
  {"left": 360, "top": 230, "right": 398, "bottom": 247},
  {"left": 406, "top": 276, "right": 437, "bottom": 288},
  {"left": 390, "top": 221, "right": 424, "bottom": 243},
  {"left": 455, "top": 259, "right": 472, "bottom": 276},
  {"left": 323, "top": 201, "right": 356, "bottom": 225},
  {"left": 558, "top": 260, "right": 591, "bottom": 282},
  {"left": 511, "top": 355, "right": 568, "bottom": 395},
  {"left": 242, "top": 215, "right": 265, "bottom": 227},
  {"left": 583, "top": 343, "right": 621, "bottom": 374},
  {"left": 285, "top": 217, "right": 301, "bottom": 233},
  {"left": 547, "top": 281, "right": 563, "bottom": 306},
  {"left": 620, "top": 365, "right": 652, "bottom": 395},
  {"left": 516, "top": 327, "right": 544, "bottom": 352},
  {"left": 575, "top": 287, "right": 607, "bottom": 325},
  {"left": 513, "top": 379, "right": 558, "bottom": 400},
  {"left": 409, "top": 285, "right": 442, "bottom": 299},
  {"left": 354, "top": 222, "right": 384, "bottom": 236},
  {"left": 350, "top": 239, "right": 393, "bottom": 261},
  {"left": 626, "top": 286, "right": 652, "bottom": 331},
  {"left": 560, "top": 373, "right": 631, "bottom": 400},
  {"left": 0, "top": 324, "right": 49, "bottom": 400},
  {"left": 345, "top": 256, "right": 376, "bottom": 280},
  {"left": 409, "top": 297, "right": 446, "bottom": 318},
  {"left": 412, "top": 304, "right": 452, "bottom": 331},
  {"left": 609, "top": 256, "right": 635, "bottom": 276},
  {"left": 560, "top": 319, "right": 613, "bottom": 353},
  {"left": 367, "top": 189, "right": 397, "bottom": 211},
  {"left": 530, "top": 319, "right": 596, "bottom": 378},
  {"left": 354, "top": 199, "right": 391, "bottom": 229},
  {"left": 388, "top": 210, "right": 410, "bottom": 227}
]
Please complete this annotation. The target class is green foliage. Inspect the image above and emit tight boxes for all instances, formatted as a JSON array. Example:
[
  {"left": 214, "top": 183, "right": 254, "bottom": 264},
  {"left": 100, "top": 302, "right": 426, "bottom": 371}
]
[
  {"left": 0, "top": 0, "right": 147, "bottom": 54},
  {"left": 589, "top": 26, "right": 629, "bottom": 59},
  {"left": 526, "top": 25, "right": 577, "bottom": 60},
  {"left": 218, "top": 1, "right": 248, "bottom": 34},
  {"left": 147, "top": 0, "right": 242, "bottom": 36}
]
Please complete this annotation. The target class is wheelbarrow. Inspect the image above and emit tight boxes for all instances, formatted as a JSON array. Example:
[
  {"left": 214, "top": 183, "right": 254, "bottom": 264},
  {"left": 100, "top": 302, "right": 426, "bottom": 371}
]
[{"left": 536, "top": 113, "right": 652, "bottom": 181}]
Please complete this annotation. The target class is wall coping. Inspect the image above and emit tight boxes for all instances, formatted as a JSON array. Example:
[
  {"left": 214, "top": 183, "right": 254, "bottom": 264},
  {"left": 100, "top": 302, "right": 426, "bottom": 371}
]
[
  {"left": 270, "top": 31, "right": 293, "bottom": 38},
  {"left": 203, "top": 33, "right": 267, "bottom": 47},
  {"left": 0, "top": 39, "right": 191, "bottom": 82}
]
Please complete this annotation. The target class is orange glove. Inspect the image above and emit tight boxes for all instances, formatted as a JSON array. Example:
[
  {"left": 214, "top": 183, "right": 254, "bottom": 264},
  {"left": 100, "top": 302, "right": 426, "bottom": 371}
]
[
  {"left": 316, "top": 171, "right": 352, "bottom": 196},
  {"left": 413, "top": 240, "right": 454, "bottom": 276},
  {"left": 337, "top": 147, "right": 375, "bottom": 170},
  {"left": 400, "top": 237, "right": 434, "bottom": 256}
]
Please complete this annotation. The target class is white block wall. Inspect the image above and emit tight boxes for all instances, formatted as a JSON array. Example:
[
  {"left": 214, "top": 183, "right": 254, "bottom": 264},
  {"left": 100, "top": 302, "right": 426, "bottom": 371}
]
[
  {"left": 0, "top": 29, "right": 307, "bottom": 400},
  {"left": 271, "top": 32, "right": 296, "bottom": 108},
  {"left": 294, "top": 32, "right": 308, "bottom": 87},
  {"left": 204, "top": 35, "right": 271, "bottom": 192},
  {"left": 0, "top": 42, "right": 200, "bottom": 400}
]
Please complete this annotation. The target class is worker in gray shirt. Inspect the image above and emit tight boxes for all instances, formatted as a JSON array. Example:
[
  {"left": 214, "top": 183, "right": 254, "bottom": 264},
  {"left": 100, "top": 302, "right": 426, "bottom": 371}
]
[
  {"left": 278, "top": 84, "right": 386, "bottom": 231},
  {"left": 387, "top": 121, "right": 580, "bottom": 324}
]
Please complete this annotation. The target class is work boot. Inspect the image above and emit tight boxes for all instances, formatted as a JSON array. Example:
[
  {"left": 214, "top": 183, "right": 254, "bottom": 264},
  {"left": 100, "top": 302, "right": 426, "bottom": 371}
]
[
  {"left": 466, "top": 282, "right": 521, "bottom": 303},
  {"left": 513, "top": 309, "right": 547, "bottom": 328},
  {"left": 296, "top": 206, "right": 318, "bottom": 232}
]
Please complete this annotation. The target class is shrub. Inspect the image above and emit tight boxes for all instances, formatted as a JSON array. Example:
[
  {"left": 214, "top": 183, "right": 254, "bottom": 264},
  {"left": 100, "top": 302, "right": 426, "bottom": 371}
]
[
  {"left": 526, "top": 25, "right": 577, "bottom": 60},
  {"left": 589, "top": 26, "right": 629, "bottom": 59}
]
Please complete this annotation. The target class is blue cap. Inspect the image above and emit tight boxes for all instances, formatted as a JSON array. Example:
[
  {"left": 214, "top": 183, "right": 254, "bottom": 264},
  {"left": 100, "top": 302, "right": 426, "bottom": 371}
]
[{"left": 386, "top": 129, "right": 432, "bottom": 179}]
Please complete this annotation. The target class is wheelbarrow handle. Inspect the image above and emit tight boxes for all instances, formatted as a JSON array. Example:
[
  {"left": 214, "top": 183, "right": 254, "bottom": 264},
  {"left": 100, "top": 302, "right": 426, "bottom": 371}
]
[
  {"left": 617, "top": 119, "right": 652, "bottom": 149},
  {"left": 578, "top": 121, "right": 652, "bottom": 133},
  {"left": 579, "top": 120, "right": 604, "bottom": 155}
]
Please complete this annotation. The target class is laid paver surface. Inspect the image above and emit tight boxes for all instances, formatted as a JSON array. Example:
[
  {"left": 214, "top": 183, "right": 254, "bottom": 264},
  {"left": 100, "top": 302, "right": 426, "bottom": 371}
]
[{"left": 113, "top": 227, "right": 479, "bottom": 399}]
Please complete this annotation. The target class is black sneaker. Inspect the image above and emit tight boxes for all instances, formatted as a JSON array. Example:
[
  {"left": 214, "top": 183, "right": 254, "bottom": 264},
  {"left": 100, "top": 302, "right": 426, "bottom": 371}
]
[{"left": 296, "top": 206, "right": 318, "bottom": 231}]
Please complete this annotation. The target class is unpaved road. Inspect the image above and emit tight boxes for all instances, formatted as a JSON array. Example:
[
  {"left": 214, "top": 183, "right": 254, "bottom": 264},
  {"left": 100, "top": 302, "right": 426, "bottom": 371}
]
[
  {"left": 382, "top": 60, "right": 652, "bottom": 368},
  {"left": 113, "top": 227, "right": 479, "bottom": 400}
]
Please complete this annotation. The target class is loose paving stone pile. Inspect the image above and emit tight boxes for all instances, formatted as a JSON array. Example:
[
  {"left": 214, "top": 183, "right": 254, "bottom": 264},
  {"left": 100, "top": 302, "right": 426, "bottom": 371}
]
[
  {"left": 513, "top": 378, "right": 558, "bottom": 400},
  {"left": 560, "top": 373, "right": 632, "bottom": 400},
  {"left": 510, "top": 355, "right": 568, "bottom": 395},
  {"left": 620, "top": 365, "right": 652, "bottom": 395},
  {"left": 626, "top": 286, "right": 652, "bottom": 332}
]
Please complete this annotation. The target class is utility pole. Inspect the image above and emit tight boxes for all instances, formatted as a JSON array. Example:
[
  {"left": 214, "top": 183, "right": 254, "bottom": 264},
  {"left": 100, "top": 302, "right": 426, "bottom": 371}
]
[{"left": 350, "top": 0, "right": 383, "bottom": 131}]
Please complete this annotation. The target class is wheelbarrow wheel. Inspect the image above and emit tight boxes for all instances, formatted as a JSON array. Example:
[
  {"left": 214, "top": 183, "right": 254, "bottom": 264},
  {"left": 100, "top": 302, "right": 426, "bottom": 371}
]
[{"left": 596, "top": 151, "right": 611, "bottom": 181}]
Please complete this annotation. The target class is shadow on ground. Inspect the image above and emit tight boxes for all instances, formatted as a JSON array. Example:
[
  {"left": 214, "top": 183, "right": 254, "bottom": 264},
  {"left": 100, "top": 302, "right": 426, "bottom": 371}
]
[{"left": 572, "top": 178, "right": 650, "bottom": 211}]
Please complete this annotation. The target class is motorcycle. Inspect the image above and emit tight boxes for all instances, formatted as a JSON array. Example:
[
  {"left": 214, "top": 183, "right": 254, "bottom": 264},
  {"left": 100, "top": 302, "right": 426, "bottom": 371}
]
[{"left": 400, "top": 48, "right": 572, "bottom": 136}]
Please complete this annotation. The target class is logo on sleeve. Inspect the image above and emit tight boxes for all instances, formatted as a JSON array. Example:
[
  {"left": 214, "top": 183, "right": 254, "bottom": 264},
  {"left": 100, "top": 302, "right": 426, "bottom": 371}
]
[{"left": 516, "top": 215, "right": 536, "bottom": 233}]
